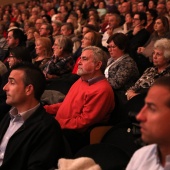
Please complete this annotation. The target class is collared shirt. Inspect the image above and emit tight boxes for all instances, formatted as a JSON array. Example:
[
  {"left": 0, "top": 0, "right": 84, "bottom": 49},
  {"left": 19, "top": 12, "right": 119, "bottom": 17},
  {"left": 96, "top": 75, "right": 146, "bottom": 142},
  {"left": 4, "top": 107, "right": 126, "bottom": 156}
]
[
  {"left": 126, "top": 144, "right": 170, "bottom": 170},
  {"left": 0, "top": 103, "right": 40, "bottom": 166},
  {"left": 86, "top": 75, "right": 106, "bottom": 86}
]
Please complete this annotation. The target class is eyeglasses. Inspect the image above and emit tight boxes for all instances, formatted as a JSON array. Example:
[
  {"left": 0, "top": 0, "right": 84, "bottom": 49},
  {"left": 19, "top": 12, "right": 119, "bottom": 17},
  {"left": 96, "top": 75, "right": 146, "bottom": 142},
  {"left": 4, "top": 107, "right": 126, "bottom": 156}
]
[{"left": 107, "top": 45, "right": 117, "bottom": 49}]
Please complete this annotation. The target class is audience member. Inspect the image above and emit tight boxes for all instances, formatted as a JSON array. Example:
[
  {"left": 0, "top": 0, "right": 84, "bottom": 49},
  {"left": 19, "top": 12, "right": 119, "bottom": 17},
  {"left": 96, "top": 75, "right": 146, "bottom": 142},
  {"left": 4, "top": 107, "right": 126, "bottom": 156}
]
[
  {"left": 126, "top": 38, "right": 170, "bottom": 101},
  {"left": 43, "top": 35, "right": 74, "bottom": 79},
  {"left": 0, "top": 62, "right": 65, "bottom": 170},
  {"left": 126, "top": 76, "right": 170, "bottom": 170},
  {"left": 127, "top": 12, "right": 150, "bottom": 71},
  {"left": 137, "top": 16, "right": 170, "bottom": 74},
  {"left": 33, "top": 37, "right": 52, "bottom": 70},
  {"left": 61, "top": 22, "right": 81, "bottom": 54},
  {"left": 105, "top": 33, "right": 139, "bottom": 104},
  {"left": 44, "top": 46, "right": 115, "bottom": 153},
  {"left": 102, "top": 13, "right": 123, "bottom": 47}
]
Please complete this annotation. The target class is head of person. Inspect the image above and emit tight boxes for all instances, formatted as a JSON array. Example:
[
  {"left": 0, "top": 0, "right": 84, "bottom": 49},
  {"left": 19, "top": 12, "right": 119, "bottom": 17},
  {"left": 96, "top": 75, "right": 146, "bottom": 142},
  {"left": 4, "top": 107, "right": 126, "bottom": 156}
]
[
  {"left": 60, "top": 23, "right": 74, "bottom": 36},
  {"left": 52, "top": 35, "right": 73, "bottom": 57},
  {"left": 3, "top": 62, "right": 46, "bottom": 107},
  {"left": 77, "top": 46, "right": 108, "bottom": 80},
  {"left": 152, "top": 38, "right": 170, "bottom": 69},
  {"left": 132, "top": 12, "right": 147, "bottom": 28},
  {"left": 107, "top": 33, "right": 129, "bottom": 60},
  {"left": 51, "top": 21, "right": 62, "bottom": 34},
  {"left": 125, "top": 12, "right": 133, "bottom": 24},
  {"left": 7, "top": 28, "right": 27, "bottom": 48},
  {"left": 137, "top": 0, "right": 147, "bottom": 12},
  {"left": 148, "top": 0, "right": 157, "bottom": 9},
  {"left": 35, "top": 37, "right": 52, "bottom": 57},
  {"left": 136, "top": 76, "right": 170, "bottom": 145},
  {"left": 154, "top": 16, "right": 169, "bottom": 34},
  {"left": 82, "top": 24, "right": 98, "bottom": 36},
  {"left": 35, "top": 18, "right": 44, "bottom": 30},
  {"left": 81, "top": 31, "right": 102, "bottom": 49},
  {"left": 108, "top": 13, "right": 121, "bottom": 29},
  {"left": 39, "top": 23, "right": 53, "bottom": 37},
  {"left": 146, "top": 9, "right": 158, "bottom": 22},
  {"left": 26, "top": 27, "right": 36, "bottom": 41},
  {"left": 7, "top": 46, "right": 31, "bottom": 68},
  {"left": 156, "top": 2, "right": 167, "bottom": 16}
]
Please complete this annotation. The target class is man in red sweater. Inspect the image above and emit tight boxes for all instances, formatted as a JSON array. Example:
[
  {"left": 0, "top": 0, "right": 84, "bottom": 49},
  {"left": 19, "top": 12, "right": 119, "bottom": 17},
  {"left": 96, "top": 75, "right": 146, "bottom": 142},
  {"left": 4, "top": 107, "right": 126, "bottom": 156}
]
[{"left": 44, "top": 46, "right": 115, "bottom": 153}]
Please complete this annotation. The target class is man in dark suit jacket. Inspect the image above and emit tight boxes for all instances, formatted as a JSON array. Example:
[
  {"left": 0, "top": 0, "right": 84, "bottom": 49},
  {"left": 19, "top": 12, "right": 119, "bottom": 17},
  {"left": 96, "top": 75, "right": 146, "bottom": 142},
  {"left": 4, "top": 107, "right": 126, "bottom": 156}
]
[{"left": 0, "top": 63, "right": 65, "bottom": 170}]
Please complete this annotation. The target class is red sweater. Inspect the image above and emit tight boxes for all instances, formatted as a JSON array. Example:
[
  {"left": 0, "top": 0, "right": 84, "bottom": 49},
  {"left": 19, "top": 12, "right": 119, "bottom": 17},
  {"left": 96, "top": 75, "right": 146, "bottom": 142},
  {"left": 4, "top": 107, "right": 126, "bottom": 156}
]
[{"left": 44, "top": 77, "right": 115, "bottom": 131}]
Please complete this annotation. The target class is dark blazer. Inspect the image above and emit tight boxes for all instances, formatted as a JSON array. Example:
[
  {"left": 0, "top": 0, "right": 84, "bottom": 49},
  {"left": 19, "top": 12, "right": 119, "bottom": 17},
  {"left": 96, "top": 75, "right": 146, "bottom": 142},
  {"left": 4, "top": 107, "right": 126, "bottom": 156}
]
[{"left": 0, "top": 105, "right": 65, "bottom": 170}]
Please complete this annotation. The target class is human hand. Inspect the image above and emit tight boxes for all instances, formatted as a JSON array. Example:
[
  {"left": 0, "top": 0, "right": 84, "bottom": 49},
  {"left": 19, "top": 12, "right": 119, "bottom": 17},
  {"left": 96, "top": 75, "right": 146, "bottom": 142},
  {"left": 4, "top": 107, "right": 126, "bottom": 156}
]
[{"left": 126, "top": 90, "right": 138, "bottom": 100}]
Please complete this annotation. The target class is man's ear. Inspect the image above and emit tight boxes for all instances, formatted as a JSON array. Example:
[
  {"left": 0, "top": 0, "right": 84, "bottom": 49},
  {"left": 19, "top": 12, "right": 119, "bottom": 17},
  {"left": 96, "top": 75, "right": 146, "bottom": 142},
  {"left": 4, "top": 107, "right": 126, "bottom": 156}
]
[
  {"left": 25, "top": 84, "right": 34, "bottom": 96},
  {"left": 95, "top": 61, "right": 102, "bottom": 70}
]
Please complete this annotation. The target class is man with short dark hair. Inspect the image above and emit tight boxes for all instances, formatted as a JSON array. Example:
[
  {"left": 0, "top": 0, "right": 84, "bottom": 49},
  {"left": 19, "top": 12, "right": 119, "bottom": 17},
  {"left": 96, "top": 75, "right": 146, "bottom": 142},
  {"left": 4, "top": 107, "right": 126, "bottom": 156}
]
[
  {"left": 126, "top": 76, "right": 170, "bottom": 169},
  {"left": 0, "top": 63, "right": 64, "bottom": 170}
]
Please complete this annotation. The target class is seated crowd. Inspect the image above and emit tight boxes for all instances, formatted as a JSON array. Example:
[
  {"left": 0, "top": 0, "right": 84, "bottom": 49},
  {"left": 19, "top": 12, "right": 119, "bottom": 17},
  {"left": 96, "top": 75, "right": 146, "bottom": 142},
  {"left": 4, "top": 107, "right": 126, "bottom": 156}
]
[{"left": 0, "top": 0, "right": 170, "bottom": 169}]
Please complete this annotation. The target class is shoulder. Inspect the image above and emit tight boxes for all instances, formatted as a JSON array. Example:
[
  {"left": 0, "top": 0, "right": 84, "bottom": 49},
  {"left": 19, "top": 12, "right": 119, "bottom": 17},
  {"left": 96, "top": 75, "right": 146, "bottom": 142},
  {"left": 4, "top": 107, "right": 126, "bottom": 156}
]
[{"left": 126, "top": 144, "right": 157, "bottom": 170}]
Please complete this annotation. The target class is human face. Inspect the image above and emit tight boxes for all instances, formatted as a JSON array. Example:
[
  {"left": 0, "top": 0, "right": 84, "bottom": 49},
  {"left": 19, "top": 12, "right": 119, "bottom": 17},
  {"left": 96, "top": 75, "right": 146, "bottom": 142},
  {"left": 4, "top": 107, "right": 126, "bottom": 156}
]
[
  {"left": 136, "top": 85, "right": 170, "bottom": 145},
  {"left": 52, "top": 39, "right": 63, "bottom": 57},
  {"left": 81, "top": 32, "right": 93, "bottom": 48},
  {"left": 152, "top": 48, "right": 168, "bottom": 69},
  {"left": 108, "top": 15, "right": 118, "bottom": 29},
  {"left": 7, "top": 53, "right": 20, "bottom": 68},
  {"left": 154, "top": 19, "right": 164, "bottom": 33},
  {"left": 26, "top": 29, "right": 34, "bottom": 40},
  {"left": 107, "top": 41, "right": 123, "bottom": 60},
  {"left": 35, "top": 40, "right": 44, "bottom": 55},
  {"left": 39, "top": 25, "right": 48, "bottom": 36},
  {"left": 125, "top": 13, "right": 132, "bottom": 23},
  {"left": 77, "top": 50, "right": 100, "bottom": 80},
  {"left": 132, "top": 14, "right": 141, "bottom": 27},
  {"left": 61, "top": 25, "right": 70, "bottom": 36},
  {"left": 7, "top": 31, "right": 18, "bottom": 48},
  {"left": 137, "top": 2, "right": 145, "bottom": 12},
  {"left": 3, "top": 70, "right": 28, "bottom": 108}
]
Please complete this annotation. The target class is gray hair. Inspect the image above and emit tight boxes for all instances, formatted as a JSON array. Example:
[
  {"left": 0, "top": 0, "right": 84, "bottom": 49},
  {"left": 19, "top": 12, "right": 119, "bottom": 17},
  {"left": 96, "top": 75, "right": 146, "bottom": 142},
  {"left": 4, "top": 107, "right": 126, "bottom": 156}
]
[
  {"left": 154, "top": 38, "right": 170, "bottom": 60},
  {"left": 82, "top": 46, "right": 108, "bottom": 74}
]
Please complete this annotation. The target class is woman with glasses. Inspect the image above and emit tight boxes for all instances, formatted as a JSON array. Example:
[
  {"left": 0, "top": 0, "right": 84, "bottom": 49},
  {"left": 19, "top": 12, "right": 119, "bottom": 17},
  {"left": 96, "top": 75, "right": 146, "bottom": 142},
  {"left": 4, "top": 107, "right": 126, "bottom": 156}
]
[{"left": 105, "top": 33, "right": 139, "bottom": 104}]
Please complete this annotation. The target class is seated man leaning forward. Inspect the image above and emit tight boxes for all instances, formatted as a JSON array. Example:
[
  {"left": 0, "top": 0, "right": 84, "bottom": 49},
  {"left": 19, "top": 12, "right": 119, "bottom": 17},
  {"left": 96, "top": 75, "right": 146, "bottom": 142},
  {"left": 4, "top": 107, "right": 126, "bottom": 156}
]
[
  {"left": 44, "top": 46, "right": 115, "bottom": 132},
  {"left": 0, "top": 63, "right": 64, "bottom": 170},
  {"left": 126, "top": 76, "right": 170, "bottom": 170}
]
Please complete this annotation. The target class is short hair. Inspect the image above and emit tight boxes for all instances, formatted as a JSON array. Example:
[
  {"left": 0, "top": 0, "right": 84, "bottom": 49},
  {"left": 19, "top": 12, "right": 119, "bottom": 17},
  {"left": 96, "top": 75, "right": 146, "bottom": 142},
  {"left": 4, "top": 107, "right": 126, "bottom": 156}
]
[
  {"left": 154, "top": 38, "right": 170, "bottom": 60},
  {"left": 134, "top": 12, "right": 147, "bottom": 26},
  {"left": 55, "top": 35, "right": 73, "bottom": 54},
  {"left": 9, "top": 46, "right": 31, "bottom": 63},
  {"left": 82, "top": 46, "right": 108, "bottom": 74},
  {"left": 11, "top": 62, "right": 46, "bottom": 101},
  {"left": 109, "top": 13, "right": 121, "bottom": 26},
  {"left": 83, "top": 24, "right": 98, "bottom": 32},
  {"left": 42, "top": 23, "right": 53, "bottom": 35},
  {"left": 8, "top": 28, "right": 27, "bottom": 46},
  {"left": 62, "top": 22, "right": 74, "bottom": 34},
  {"left": 147, "top": 9, "right": 158, "bottom": 21},
  {"left": 107, "top": 33, "right": 130, "bottom": 54},
  {"left": 153, "top": 76, "right": 170, "bottom": 108}
]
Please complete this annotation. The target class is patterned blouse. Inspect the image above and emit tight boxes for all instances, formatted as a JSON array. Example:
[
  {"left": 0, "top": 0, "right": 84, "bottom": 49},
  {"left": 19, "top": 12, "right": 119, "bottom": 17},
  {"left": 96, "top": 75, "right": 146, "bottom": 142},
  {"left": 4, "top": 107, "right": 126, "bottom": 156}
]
[
  {"left": 129, "top": 65, "right": 170, "bottom": 92},
  {"left": 43, "top": 55, "right": 75, "bottom": 76},
  {"left": 105, "top": 54, "right": 139, "bottom": 91}
]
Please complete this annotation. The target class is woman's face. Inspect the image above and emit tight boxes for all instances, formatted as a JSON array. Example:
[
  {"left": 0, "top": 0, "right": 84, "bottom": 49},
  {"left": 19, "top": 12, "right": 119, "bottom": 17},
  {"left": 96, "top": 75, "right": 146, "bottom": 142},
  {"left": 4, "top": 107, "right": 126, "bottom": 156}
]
[
  {"left": 125, "top": 13, "right": 132, "bottom": 23},
  {"left": 81, "top": 32, "right": 93, "bottom": 48},
  {"left": 35, "top": 40, "right": 44, "bottom": 55},
  {"left": 152, "top": 48, "right": 169, "bottom": 68},
  {"left": 52, "top": 39, "right": 63, "bottom": 57},
  {"left": 108, "top": 40, "right": 124, "bottom": 60},
  {"left": 154, "top": 19, "right": 164, "bottom": 32}
]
